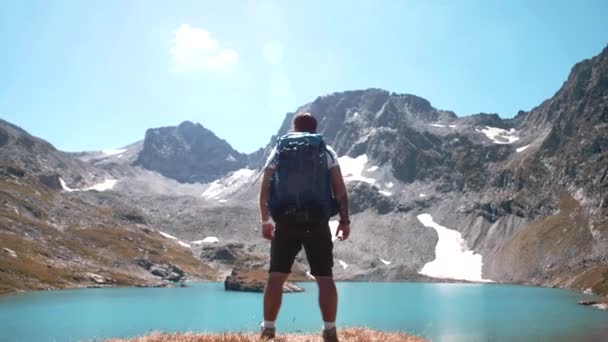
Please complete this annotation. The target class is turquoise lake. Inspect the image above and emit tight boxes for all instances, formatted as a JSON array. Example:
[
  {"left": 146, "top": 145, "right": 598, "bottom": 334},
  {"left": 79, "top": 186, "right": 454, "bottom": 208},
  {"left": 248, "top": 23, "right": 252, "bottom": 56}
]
[{"left": 0, "top": 282, "right": 607, "bottom": 342}]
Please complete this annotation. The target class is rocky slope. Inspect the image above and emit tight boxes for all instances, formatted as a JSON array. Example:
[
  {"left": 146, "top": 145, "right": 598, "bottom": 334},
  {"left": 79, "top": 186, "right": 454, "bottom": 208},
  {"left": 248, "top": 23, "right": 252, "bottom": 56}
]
[
  {"left": 0, "top": 123, "right": 217, "bottom": 295},
  {"left": 0, "top": 119, "right": 112, "bottom": 190}
]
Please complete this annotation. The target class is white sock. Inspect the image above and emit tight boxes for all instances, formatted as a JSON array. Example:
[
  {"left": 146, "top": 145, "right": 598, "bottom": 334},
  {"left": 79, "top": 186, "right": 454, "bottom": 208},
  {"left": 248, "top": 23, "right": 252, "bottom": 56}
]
[
  {"left": 323, "top": 321, "right": 336, "bottom": 330},
  {"left": 261, "top": 320, "right": 275, "bottom": 329}
]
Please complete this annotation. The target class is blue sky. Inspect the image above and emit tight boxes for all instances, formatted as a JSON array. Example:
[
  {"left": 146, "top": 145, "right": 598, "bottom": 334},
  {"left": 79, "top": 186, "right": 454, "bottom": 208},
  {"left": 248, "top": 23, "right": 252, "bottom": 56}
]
[{"left": 1, "top": 0, "right": 607, "bottom": 153}]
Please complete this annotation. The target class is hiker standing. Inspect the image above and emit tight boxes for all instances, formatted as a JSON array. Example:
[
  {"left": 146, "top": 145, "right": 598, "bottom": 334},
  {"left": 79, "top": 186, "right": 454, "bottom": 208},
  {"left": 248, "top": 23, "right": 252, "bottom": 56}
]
[{"left": 259, "top": 112, "right": 350, "bottom": 342}]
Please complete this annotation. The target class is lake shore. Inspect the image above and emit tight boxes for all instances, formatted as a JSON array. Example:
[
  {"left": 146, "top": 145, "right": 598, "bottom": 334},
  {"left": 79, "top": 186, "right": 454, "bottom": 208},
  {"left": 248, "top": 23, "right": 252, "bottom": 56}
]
[{"left": 106, "top": 328, "right": 426, "bottom": 342}]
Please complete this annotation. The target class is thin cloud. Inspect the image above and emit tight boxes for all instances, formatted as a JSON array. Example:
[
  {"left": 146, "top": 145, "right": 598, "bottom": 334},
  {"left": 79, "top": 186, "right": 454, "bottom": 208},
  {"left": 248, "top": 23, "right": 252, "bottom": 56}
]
[{"left": 170, "top": 24, "right": 238, "bottom": 73}]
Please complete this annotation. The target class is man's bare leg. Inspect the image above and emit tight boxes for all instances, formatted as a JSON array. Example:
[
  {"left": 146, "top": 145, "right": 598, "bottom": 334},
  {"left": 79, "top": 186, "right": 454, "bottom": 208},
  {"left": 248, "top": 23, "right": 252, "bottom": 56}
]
[
  {"left": 263, "top": 272, "right": 289, "bottom": 321},
  {"left": 315, "top": 276, "right": 338, "bottom": 322}
]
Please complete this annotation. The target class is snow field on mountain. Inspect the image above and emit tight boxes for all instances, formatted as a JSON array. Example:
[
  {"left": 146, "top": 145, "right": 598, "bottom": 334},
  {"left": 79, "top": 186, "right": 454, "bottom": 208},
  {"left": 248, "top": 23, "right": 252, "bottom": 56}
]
[
  {"left": 201, "top": 168, "right": 256, "bottom": 199},
  {"left": 417, "top": 214, "right": 491, "bottom": 282},
  {"left": 338, "top": 154, "right": 376, "bottom": 184},
  {"left": 476, "top": 126, "right": 520, "bottom": 144}
]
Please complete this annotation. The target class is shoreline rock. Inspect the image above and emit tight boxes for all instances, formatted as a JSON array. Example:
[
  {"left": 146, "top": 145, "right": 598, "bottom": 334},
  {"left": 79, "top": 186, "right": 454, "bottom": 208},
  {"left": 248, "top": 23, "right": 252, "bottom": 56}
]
[
  {"left": 578, "top": 299, "right": 608, "bottom": 310},
  {"left": 224, "top": 268, "right": 304, "bottom": 293}
]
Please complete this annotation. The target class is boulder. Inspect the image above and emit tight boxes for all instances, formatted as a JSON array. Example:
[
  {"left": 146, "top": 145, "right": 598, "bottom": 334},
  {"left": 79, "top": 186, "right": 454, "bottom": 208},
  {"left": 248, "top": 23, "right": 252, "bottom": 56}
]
[
  {"left": 85, "top": 272, "right": 109, "bottom": 284},
  {"left": 137, "top": 258, "right": 187, "bottom": 282},
  {"left": 38, "top": 174, "right": 62, "bottom": 190}
]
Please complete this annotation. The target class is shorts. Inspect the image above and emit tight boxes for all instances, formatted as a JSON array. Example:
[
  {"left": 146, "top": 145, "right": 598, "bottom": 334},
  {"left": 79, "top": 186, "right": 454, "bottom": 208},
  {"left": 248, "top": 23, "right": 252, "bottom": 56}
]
[{"left": 269, "top": 221, "right": 334, "bottom": 277}]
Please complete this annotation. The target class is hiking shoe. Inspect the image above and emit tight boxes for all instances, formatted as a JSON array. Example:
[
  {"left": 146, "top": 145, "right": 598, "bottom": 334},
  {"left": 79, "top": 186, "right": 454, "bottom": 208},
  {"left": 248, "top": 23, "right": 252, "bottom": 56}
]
[
  {"left": 260, "top": 326, "right": 276, "bottom": 340},
  {"left": 322, "top": 327, "right": 339, "bottom": 342}
]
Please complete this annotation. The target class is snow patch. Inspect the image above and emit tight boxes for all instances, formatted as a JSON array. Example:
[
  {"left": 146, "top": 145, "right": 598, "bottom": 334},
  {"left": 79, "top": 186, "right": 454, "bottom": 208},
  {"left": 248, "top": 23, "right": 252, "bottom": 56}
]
[
  {"left": 429, "top": 123, "right": 457, "bottom": 128},
  {"left": 583, "top": 288, "right": 594, "bottom": 295},
  {"left": 476, "top": 126, "right": 520, "bottom": 144},
  {"left": 380, "top": 258, "right": 391, "bottom": 265},
  {"left": 385, "top": 182, "right": 394, "bottom": 188},
  {"left": 338, "top": 154, "right": 376, "bottom": 184},
  {"left": 353, "top": 112, "right": 359, "bottom": 118},
  {"left": 102, "top": 149, "right": 126, "bottom": 156},
  {"left": 379, "top": 190, "right": 392, "bottom": 196},
  {"left": 160, "top": 232, "right": 178, "bottom": 240},
  {"left": 417, "top": 213, "right": 491, "bottom": 282},
  {"left": 3, "top": 248, "right": 17, "bottom": 258},
  {"left": 177, "top": 241, "right": 191, "bottom": 248},
  {"left": 60, "top": 178, "right": 117, "bottom": 192},
  {"left": 338, "top": 259, "right": 349, "bottom": 270},
  {"left": 329, "top": 220, "right": 340, "bottom": 241},
  {"left": 84, "top": 179, "right": 117, "bottom": 191},
  {"left": 192, "top": 236, "right": 220, "bottom": 244},
  {"left": 516, "top": 144, "right": 530, "bottom": 153},
  {"left": 367, "top": 165, "right": 379, "bottom": 172},
  {"left": 202, "top": 168, "right": 256, "bottom": 199},
  {"left": 306, "top": 271, "right": 315, "bottom": 280},
  {"left": 419, "top": 193, "right": 427, "bottom": 198},
  {"left": 59, "top": 178, "right": 76, "bottom": 192},
  {"left": 218, "top": 199, "right": 228, "bottom": 203},
  {"left": 226, "top": 154, "right": 237, "bottom": 162}
]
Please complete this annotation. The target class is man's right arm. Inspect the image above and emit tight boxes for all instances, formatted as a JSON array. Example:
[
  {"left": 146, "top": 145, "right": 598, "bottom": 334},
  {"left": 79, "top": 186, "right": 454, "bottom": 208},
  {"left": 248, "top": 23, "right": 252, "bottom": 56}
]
[
  {"left": 259, "top": 167, "right": 275, "bottom": 240},
  {"left": 330, "top": 166, "right": 350, "bottom": 240}
]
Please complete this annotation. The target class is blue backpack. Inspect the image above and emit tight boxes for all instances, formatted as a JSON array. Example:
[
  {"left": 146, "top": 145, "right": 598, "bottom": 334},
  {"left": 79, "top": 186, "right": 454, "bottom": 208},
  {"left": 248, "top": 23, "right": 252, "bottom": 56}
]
[{"left": 267, "top": 132, "right": 337, "bottom": 224}]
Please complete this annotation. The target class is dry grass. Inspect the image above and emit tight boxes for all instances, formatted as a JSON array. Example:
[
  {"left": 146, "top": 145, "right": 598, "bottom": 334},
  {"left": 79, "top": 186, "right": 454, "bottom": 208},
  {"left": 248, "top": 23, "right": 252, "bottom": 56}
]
[
  {"left": 1, "top": 192, "right": 216, "bottom": 294},
  {"left": 572, "top": 264, "right": 608, "bottom": 296},
  {"left": 495, "top": 194, "right": 592, "bottom": 272},
  {"left": 107, "top": 328, "right": 426, "bottom": 342}
]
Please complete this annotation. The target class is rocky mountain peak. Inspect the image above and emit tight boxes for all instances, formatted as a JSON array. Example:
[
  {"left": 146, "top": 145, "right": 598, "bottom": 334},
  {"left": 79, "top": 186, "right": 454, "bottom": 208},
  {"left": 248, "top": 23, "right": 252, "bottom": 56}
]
[
  {"left": 268, "top": 89, "right": 458, "bottom": 163},
  {"left": 521, "top": 44, "right": 608, "bottom": 133},
  {"left": 135, "top": 121, "right": 247, "bottom": 183}
]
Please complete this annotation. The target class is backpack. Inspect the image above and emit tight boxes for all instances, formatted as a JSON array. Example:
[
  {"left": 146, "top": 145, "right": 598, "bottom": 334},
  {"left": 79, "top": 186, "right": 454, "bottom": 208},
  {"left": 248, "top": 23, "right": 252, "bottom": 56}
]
[{"left": 267, "top": 132, "right": 337, "bottom": 224}]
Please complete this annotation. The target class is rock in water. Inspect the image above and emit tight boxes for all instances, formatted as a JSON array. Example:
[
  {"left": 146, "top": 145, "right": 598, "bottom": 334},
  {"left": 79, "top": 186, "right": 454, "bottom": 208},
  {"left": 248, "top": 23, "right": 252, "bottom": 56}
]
[{"left": 224, "top": 268, "right": 304, "bottom": 293}]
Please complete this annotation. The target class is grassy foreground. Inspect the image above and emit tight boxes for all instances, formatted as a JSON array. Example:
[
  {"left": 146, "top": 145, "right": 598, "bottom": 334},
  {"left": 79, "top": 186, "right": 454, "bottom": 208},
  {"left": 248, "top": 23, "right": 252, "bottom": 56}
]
[{"left": 106, "top": 328, "right": 426, "bottom": 342}]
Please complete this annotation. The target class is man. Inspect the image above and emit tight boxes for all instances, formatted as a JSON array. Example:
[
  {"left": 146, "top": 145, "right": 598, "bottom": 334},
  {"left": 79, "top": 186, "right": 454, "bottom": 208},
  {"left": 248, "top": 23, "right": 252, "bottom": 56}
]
[{"left": 259, "top": 112, "right": 351, "bottom": 342}]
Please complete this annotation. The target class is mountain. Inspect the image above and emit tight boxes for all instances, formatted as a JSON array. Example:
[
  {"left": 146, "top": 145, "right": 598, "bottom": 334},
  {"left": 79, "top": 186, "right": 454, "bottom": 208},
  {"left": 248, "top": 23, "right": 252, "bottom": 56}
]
[
  {"left": 135, "top": 121, "right": 248, "bottom": 183},
  {"left": 1, "top": 44, "right": 607, "bottom": 298}
]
